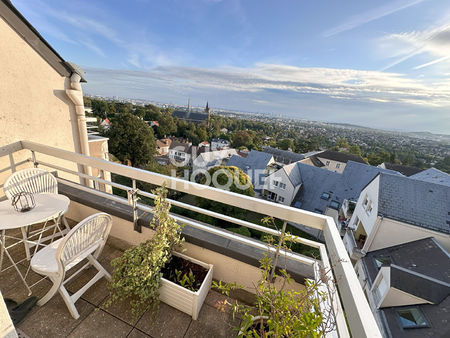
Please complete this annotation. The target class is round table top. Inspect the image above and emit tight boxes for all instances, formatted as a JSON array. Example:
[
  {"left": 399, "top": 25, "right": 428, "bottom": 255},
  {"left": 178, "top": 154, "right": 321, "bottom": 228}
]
[{"left": 0, "top": 193, "right": 70, "bottom": 230}]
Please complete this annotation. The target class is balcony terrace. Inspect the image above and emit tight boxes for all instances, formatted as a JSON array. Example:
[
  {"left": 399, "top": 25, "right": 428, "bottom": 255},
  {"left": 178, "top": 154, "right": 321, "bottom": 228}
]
[
  {"left": 1, "top": 225, "right": 241, "bottom": 338},
  {"left": 0, "top": 141, "right": 382, "bottom": 337}
]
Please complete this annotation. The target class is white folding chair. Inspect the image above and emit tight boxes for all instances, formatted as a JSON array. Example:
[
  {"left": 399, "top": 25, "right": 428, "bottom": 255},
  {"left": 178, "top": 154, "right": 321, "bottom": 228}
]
[
  {"left": 30, "top": 213, "right": 113, "bottom": 319},
  {"left": 3, "top": 168, "right": 71, "bottom": 259}
]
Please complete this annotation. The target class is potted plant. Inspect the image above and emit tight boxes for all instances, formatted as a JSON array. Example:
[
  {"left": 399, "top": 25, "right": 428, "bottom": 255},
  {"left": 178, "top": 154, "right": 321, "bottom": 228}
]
[
  {"left": 107, "top": 186, "right": 213, "bottom": 320},
  {"left": 213, "top": 217, "right": 336, "bottom": 337}
]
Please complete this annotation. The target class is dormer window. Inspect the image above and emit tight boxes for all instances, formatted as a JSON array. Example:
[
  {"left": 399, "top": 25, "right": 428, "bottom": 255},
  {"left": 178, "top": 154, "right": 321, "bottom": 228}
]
[
  {"left": 329, "top": 200, "right": 340, "bottom": 210},
  {"left": 321, "top": 192, "right": 330, "bottom": 200},
  {"left": 396, "top": 307, "right": 428, "bottom": 329},
  {"left": 374, "top": 257, "right": 391, "bottom": 269}
]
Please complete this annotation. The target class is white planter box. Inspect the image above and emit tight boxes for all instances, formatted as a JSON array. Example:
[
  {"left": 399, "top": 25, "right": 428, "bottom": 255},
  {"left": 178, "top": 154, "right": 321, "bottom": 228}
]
[{"left": 159, "top": 252, "right": 213, "bottom": 320}]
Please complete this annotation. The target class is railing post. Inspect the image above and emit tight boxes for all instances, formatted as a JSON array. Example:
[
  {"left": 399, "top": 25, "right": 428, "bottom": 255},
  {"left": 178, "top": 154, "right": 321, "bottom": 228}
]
[
  {"left": 31, "top": 150, "right": 38, "bottom": 168},
  {"left": 269, "top": 220, "right": 287, "bottom": 281},
  {"left": 127, "top": 179, "right": 141, "bottom": 233}
]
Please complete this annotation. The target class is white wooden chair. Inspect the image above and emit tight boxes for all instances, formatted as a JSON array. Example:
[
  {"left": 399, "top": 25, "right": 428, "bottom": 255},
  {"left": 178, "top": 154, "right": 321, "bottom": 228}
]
[
  {"left": 30, "top": 213, "right": 113, "bottom": 319},
  {"left": 3, "top": 168, "right": 70, "bottom": 259},
  {"left": 4, "top": 168, "right": 58, "bottom": 199}
]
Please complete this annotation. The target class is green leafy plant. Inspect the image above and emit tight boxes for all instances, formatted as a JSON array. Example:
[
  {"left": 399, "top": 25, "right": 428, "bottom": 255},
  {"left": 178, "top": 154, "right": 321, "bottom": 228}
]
[
  {"left": 213, "top": 217, "right": 336, "bottom": 337},
  {"left": 175, "top": 269, "right": 196, "bottom": 292},
  {"left": 107, "top": 186, "right": 184, "bottom": 316}
]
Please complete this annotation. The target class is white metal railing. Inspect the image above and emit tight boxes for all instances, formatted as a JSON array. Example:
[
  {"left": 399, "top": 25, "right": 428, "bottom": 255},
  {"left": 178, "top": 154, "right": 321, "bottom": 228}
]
[
  {"left": 0, "top": 141, "right": 382, "bottom": 337},
  {"left": 343, "top": 229, "right": 357, "bottom": 256}
]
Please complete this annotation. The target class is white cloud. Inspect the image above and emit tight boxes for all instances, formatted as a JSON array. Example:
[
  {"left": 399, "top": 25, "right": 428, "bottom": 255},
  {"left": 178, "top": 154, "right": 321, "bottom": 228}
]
[
  {"left": 323, "top": 0, "right": 426, "bottom": 37},
  {"left": 82, "top": 63, "right": 450, "bottom": 108},
  {"left": 380, "top": 23, "right": 450, "bottom": 70}
]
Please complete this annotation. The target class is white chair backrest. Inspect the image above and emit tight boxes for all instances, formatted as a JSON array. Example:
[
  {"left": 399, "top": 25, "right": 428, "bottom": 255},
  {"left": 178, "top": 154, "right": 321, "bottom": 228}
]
[
  {"left": 4, "top": 168, "right": 58, "bottom": 200},
  {"left": 57, "top": 213, "right": 113, "bottom": 268}
]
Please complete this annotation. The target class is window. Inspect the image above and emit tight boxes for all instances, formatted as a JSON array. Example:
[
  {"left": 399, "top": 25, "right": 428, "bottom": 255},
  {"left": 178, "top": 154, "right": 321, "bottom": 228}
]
[
  {"left": 321, "top": 192, "right": 330, "bottom": 200},
  {"left": 329, "top": 200, "right": 340, "bottom": 210},
  {"left": 397, "top": 308, "right": 428, "bottom": 329},
  {"left": 314, "top": 209, "right": 323, "bottom": 214},
  {"left": 363, "top": 196, "right": 369, "bottom": 207},
  {"left": 278, "top": 196, "right": 285, "bottom": 203},
  {"left": 336, "top": 163, "right": 341, "bottom": 169},
  {"left": 374, "top": 257, "right": 391, "bottom": 269},
  {"left": 267, "top": 191, "right": 277, "bottom": 201},
  {"left": 366, "top": 201, "right": 373, "bottom": 215},
  {"left": 273, "top": 180, "right": 279, "bottom": 187},
  {"left": 279, "top": 182, "right": 286, "bottom": 190},
  {"left": 325, "top": 161, "right": 330, "bottom": 166}
]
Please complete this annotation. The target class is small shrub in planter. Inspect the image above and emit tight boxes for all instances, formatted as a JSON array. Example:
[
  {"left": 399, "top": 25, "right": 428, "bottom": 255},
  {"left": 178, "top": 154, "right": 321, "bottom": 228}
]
[
  {"left": 107, "top": 186, "right": 212, "bottom": 318},
  {"left": 213, "top": 217, "right": 337, "bottom": 337}
]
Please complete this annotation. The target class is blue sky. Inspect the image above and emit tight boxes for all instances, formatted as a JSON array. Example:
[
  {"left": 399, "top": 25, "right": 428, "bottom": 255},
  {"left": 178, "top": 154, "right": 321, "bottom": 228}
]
[{"left": 13, "top": 0, "right": 450, "bottom": 134}]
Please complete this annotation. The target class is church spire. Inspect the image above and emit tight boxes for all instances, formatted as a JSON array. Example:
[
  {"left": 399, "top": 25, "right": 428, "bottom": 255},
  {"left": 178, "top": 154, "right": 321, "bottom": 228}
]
[
  {"left": 187, "top": 98, "right": 191, "bottom": 112},
  {"left": 205, "top": 101, "right": 210, "bottom": 128}
]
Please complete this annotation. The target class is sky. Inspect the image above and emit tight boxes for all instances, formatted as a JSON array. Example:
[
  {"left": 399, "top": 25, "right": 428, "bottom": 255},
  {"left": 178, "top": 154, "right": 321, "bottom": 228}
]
[{"left": 13, "top": 0, "right": 450, "bottom": 134}]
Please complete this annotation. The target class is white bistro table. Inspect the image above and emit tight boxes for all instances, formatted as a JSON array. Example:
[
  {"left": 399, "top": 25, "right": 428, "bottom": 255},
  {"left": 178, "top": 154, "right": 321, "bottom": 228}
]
[{"left": 0, "top": 193, "right": 70, "bottom": 294}]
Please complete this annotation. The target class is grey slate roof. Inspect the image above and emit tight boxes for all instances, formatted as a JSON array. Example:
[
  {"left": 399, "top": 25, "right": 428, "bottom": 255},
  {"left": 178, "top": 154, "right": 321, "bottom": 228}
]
[
  {"left": 381, "top": 162, "right": 423, "bottom": 177},
  {"left": 377, "top": 173, "right": 450, "bottom": 234},
  {"left": 363, "top": 238, "right": 450, "bottom": 289},
  {"left": 292, "top": 161, "right": 399, "bottom": 213},
  {"left": 410, "top": 167, "right": 450, "bottom": 187},
  {"left": 362, "top": 238, "right": 450, "bottom": 338},
  {"left": 314, "top": 150, "right": 366, "bottom": 164},
  {"left": 390, "top": 264, "right": 449, "bottom": 304},
  {"left": 261, "top": 146, "right": 305, "bottom": 164},
  {"left": 283, "top": 162, "right": 302, "bottom": 187},
  {"left": 227, "top": 150, "right": 273, "bottom": 189}
]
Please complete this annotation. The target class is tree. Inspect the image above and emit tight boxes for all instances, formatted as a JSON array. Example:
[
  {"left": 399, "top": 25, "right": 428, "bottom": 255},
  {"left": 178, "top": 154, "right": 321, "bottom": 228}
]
[
  {"left": 107, "top": 113, "right": 156, "bottom": 167},
  {"left": 278, "top": 138, "right": 295, "bottom": 151},
  {"left": 349, "top": 145, "right": 362, "bottom": 156},
  {"left": 232, "top": 130, "right": 253, "bottom": 149},
  {"left": 201, "top": 166, "right": 254, "bottom": 196},
  {"left": 196, "top": 166, "right": 254, "bottom": 219}
]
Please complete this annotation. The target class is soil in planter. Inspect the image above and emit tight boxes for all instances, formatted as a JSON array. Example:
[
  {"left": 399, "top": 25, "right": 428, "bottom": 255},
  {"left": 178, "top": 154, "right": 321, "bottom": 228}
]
[{"left": 161, "top": 256, "right": 208, "bottom": 292}]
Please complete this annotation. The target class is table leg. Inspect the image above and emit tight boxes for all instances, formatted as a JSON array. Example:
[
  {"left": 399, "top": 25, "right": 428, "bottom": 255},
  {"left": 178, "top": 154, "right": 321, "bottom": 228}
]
[
  {"left": 20, "top": 227, "right": 31, "bottom": 261},
  {"left": 0, "top": 230, "right": 5, "bottom": 270},
  {"left": 1, "top": 239, "right": 32, "bottom": 295}
]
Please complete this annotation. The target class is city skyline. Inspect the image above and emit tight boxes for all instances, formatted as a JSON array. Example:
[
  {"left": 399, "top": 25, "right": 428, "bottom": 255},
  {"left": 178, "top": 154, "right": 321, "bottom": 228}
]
[{"left": 13, "top": 0, "right": 450, "bottom": 134}]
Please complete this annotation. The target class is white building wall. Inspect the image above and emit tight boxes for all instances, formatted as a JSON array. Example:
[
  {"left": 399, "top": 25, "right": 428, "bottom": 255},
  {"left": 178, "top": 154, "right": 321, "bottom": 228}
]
[
  {"left": 348, "top": 176, "right": 380, "bottom": 236},
  {"left": 264, "top": 169, "right": 298, "bottom": 205},
  {"left": 316, "top": 157, "right": 346, "bottom": 173},
  {"left": 368, "top": 218, "right": 450, "bottom": 252}
]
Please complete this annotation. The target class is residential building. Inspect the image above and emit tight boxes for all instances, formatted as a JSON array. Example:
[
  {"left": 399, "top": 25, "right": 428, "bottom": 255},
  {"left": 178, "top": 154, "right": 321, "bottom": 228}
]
[
  {"left": 227, "top": 150, "right": 275, "bottom": 192},
  {"left": 100, "top": 118, "right": 111, "bottom": 130},
  {"left": 378, "top": 162, "right": 423, "bottom": 177},
  {"left": 343, "top": 173, "right": 450, "bottom": 262},
  {"left": 156, "top": 138, "right": 172, "bottom": 155},
  {"left": 264, "top": 162, "right": 302, "bottom": 205},
  {"left": 261, "top": 146, "right": 306, "bottom": 165},
  {"left": 168, "top": 139, "right": 193, "bottom": 165},
  {"left": 266, "top": 161, "right": 397, "bottom": 212},
  {"left": 210, "top": 138, "right": 230, "bottom": 151},
  {"left": 306, "top": 150, "right": 366, "bottom": 173},
  {"left": 354, "top": 238, "right": 450, "bottom": 338},
  {"left": 0, "top": 0, "right": 108, "bottom": 188},
  {"left": 192, "top": 148, "right": 238, "bottom": 173}
]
